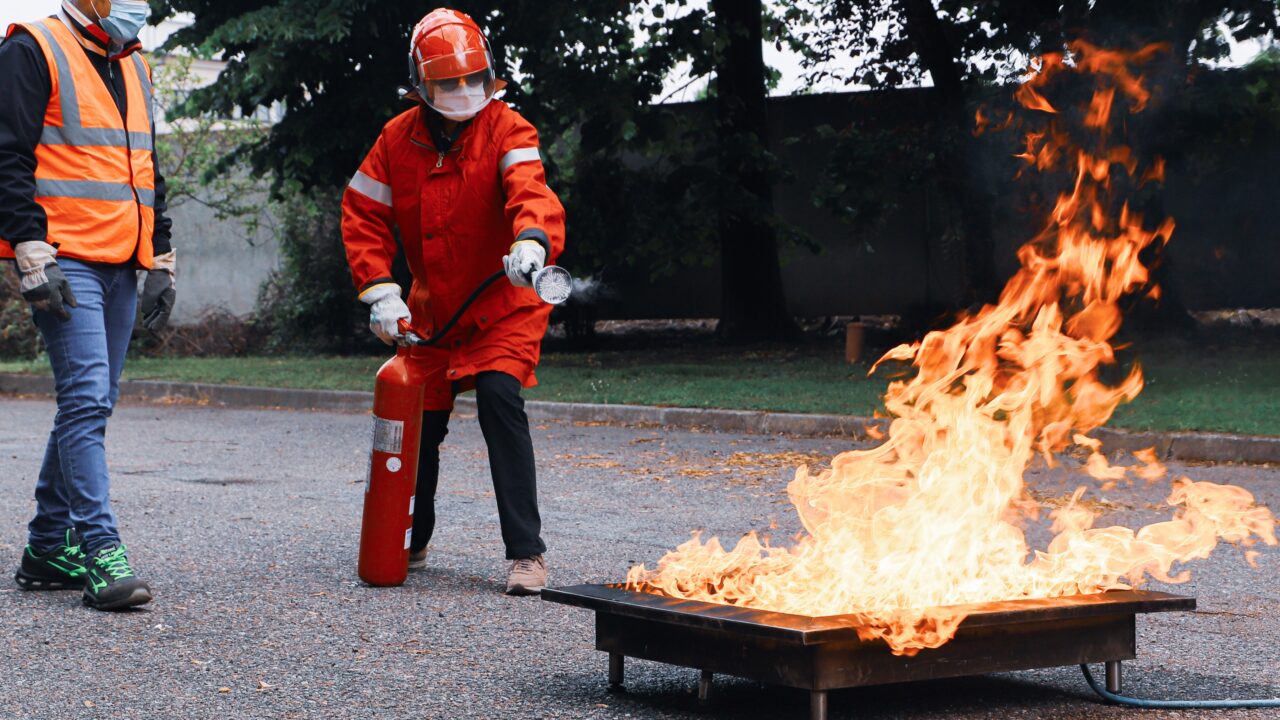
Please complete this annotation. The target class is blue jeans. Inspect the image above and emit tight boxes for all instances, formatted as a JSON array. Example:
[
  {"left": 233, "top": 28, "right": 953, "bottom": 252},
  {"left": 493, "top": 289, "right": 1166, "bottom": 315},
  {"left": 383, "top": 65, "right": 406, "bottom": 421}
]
[{"left": 27, "top": 258, "right": 137, "bottom": 554}]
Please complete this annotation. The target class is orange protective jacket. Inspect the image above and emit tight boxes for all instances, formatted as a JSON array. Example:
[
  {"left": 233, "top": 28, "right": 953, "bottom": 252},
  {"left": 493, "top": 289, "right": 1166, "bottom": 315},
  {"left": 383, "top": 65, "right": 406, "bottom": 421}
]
[
  {"left": 0, "top": 17, "right": 157, "bottom": 267},
  {"left": 342, "top": 101, "right": 565, "bottom": 408}
]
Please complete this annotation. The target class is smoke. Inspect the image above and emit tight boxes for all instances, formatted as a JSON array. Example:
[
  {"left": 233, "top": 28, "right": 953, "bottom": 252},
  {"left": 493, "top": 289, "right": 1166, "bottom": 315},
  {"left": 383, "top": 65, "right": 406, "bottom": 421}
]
[{"left": 567, "top": 275, "right": 613, "bottom": 304}]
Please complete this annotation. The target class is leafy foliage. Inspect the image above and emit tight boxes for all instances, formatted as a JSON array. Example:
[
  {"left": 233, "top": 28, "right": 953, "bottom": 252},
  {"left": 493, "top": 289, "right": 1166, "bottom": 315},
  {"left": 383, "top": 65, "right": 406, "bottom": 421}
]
[
  {"left": 800, "top": 0, "right": 1279, "bottom": 90},
  {"left": 0, "top": 265, "right": 41, "bottom": 360},
  {"left": 151, "top": 1, "right": 683, "bottom": 201},
  {"left": 149, "top": 0, "right": 1280, "bottom": 345},
  {"left": 151, "top": 52, "right": 280, "bottom": 240},
  {"left": 251, "top": 182, "right": 383, "bottom": 353},
  {"left": 151, "top": 0, "right": 816, "bottom": 345},
  {"left": 150, "top": 1, "right": 704, "bottom": 347}
]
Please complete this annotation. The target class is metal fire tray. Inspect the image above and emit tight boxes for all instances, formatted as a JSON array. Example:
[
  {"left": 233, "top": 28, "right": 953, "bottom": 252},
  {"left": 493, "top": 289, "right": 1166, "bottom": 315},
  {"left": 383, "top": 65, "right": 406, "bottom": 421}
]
[{"left": 543, "top": 583, "right": 1195, "bottom": 720}]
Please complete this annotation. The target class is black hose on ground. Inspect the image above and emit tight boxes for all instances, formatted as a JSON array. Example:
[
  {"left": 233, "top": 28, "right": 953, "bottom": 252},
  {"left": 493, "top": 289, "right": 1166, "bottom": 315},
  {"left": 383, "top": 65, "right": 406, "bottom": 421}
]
[{"left": 1081, "top": 664, "right": 1280, "bottom": 709}]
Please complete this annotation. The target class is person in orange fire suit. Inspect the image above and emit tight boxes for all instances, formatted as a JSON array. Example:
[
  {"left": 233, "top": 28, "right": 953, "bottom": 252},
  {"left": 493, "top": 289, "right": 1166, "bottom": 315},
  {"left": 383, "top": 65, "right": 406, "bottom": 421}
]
[{"left": 340, "top": 8, "right": 564, "bottom": 595}]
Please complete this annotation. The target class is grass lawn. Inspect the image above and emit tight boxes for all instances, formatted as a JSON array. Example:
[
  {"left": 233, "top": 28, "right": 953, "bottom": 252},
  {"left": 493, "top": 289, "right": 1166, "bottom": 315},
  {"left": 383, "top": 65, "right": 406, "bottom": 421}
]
[{"left": 1, "top": 338, "right": 1277, "bottom": 436}]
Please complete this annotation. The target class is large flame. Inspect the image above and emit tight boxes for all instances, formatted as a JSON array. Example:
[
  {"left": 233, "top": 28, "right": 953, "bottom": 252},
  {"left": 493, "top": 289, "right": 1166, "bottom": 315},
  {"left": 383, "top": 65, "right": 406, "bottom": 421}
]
[{"left": 628, "top": 42, "right": 1277, "bottom": 655}]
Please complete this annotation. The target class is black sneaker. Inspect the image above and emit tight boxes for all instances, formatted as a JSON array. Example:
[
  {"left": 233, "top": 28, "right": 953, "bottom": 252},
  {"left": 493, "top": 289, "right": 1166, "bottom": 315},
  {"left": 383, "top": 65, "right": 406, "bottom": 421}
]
[
  {"left": 82, "top": 545, "right": 152, "bottom": 610},
  {"left": 14, "top": 529, "right": 87, "bottom": 590}
]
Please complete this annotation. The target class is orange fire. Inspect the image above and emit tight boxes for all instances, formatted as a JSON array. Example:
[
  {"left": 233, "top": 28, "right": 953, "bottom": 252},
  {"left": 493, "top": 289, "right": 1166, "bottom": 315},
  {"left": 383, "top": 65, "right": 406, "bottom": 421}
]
[{"left": 627, "top": 42, "right": 1277, "bottom": 655}]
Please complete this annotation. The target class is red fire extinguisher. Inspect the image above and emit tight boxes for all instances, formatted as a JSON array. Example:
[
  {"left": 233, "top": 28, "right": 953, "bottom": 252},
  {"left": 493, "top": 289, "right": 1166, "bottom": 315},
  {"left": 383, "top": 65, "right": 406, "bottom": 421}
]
[
  {"left": 357, "top": 347, "right": 430, "bottom": 586},
  {"left": 356, "top": 265, "right": 574, "bottom": 586}
]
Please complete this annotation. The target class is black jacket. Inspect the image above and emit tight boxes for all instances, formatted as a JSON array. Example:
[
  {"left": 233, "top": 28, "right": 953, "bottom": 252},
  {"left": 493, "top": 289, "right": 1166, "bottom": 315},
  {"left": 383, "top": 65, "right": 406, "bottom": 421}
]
[{"left": 0, "top": 14, "right": 173, "bottom": 256}]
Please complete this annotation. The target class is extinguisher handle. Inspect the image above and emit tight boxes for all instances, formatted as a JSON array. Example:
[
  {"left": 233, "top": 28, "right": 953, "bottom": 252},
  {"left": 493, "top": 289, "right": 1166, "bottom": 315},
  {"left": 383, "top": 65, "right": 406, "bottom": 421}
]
[{"left": 397, "top": 319, "right": 426, "bottom": 346}]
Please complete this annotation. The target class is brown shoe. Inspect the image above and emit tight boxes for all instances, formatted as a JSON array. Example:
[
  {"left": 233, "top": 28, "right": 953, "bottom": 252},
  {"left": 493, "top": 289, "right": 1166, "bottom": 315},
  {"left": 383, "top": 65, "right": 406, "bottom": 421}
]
[
  {"left": 408, "top": 547, "right": 428, "bottom": 570},
  {"left": 506, "top": 555, "right": 547, "bottom": 595}
]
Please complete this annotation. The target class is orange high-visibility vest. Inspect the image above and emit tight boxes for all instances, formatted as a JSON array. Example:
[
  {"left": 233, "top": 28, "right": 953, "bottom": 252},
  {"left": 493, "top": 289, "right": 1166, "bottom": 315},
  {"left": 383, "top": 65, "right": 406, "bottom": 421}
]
[{"left": 0, "top": 17, "right": 157, "bottom": 267}]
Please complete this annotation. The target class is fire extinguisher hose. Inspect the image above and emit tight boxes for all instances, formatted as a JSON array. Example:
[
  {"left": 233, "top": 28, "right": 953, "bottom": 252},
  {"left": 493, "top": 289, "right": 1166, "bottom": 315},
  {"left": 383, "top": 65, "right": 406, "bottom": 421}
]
[{"left": 399, "top": 270, "right": 506, "bottom": 347}]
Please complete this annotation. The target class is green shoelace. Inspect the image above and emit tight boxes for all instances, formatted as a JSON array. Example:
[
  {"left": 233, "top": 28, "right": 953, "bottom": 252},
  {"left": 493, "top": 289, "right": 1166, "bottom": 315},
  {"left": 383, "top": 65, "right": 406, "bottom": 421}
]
[{"left": 94, "top": 546, "right": 135, "bottom": 580}]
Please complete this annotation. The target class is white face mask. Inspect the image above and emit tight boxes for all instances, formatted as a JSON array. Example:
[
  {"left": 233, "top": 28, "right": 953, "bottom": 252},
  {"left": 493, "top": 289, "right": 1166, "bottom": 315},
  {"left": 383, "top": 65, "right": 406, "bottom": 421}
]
[{"left": 425, "top": 84, "right": 491, "bottom": 121}]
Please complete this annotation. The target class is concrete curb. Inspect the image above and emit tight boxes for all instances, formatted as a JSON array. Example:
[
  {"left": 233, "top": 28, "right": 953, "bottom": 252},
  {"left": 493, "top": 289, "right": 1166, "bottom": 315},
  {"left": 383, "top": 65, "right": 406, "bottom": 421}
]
[
  {"left": 2, "top": 372, "right": 1277, "bottom": 465},
  {"left": 0, "top": 372, "right": 373, "bottom": 413}
]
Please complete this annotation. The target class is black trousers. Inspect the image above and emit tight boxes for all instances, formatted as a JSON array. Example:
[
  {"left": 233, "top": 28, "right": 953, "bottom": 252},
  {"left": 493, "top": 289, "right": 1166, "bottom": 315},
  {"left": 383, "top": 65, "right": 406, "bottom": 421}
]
[{"left": 410, "top": 371, "right": 546, "bottom": 560}]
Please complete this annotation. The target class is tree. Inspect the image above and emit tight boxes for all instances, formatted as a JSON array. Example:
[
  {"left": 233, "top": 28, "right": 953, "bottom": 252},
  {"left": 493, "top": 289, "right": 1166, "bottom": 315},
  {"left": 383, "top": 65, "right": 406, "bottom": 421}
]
[
  {"left": 710, "top": 0, "right": 800, "bottom": 340},
  {"left": 150, "top": 52, "right": 278, "bottom": 241}
]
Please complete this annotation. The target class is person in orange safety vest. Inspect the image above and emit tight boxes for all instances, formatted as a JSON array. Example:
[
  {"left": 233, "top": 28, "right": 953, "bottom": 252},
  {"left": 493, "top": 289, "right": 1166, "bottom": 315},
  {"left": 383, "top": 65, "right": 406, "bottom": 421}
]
[
  {"left": 2, "top": 1, "right": 175, "bottom": 611},
  {"left": 340, "top": 8, "right": 565, "bottom": 595}
]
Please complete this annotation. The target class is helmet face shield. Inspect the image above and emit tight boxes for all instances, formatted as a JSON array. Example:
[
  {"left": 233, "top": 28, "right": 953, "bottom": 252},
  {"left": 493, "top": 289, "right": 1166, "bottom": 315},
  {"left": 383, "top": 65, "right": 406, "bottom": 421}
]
[
  {"left": 408, "top": 9, "right": 499, "bottom": 120},
  {"left": 420, "top": 66, "right": 495, "bottom": 120},
  {"left": 426, "top": 67, "right": 495, "bottom": 94},
  {"left": 415, "top": 48, "right": 492, "bottom": 85}
]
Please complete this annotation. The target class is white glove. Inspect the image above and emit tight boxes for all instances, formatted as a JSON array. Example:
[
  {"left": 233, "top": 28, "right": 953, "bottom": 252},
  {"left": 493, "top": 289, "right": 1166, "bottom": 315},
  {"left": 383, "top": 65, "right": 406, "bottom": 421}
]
[
  {"left": 502, "top": 240, "right": 546, "bottom": 289},
  {"left": 360, "top": 283, "right": 411, "bottom": 345}
]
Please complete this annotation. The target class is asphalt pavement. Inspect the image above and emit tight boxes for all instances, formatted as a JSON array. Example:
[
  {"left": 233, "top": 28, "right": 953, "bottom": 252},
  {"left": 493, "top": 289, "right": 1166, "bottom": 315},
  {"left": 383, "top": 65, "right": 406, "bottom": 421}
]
[{"left": 0, "top": 397, "right": 1276, "bottom": 719}]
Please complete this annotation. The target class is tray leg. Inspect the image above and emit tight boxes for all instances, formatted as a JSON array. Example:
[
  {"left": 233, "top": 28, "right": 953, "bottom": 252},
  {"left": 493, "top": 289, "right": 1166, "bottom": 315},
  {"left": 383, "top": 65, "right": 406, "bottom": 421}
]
[
  {"left": 698, "top": 670, "right": 713, "bottom": 706},
  {"left": 608, "top": 653, "right": 625, "bottom": 692},
  {"left": 1105, "top": 660, "right": 1122, "bottom": 694},
  {"left": 811, "top": 690, "right": 828, "bottom": 720}
]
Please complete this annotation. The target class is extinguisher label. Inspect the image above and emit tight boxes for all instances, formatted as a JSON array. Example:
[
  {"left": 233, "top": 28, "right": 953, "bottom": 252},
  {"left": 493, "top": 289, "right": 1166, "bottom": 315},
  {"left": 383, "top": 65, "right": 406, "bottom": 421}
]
[
  {"left": 409, "top": 495, "right": 415, "bottom": 515},
  {"left": 404, "top": 528, "right": 413, "bottom": 550},
  {"left": 371, "top": 416, "right": 404, "bottom": 454}
]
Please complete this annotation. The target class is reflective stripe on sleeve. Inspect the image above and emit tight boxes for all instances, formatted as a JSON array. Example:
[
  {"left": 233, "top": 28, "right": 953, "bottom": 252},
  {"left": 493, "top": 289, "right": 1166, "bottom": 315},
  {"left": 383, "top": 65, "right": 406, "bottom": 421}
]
[
  {"left": 348, "top": 170, "right": 393, "bottom": 207},
  {"left": 498, "top": 147, "right": 541, "bottom": 174}
]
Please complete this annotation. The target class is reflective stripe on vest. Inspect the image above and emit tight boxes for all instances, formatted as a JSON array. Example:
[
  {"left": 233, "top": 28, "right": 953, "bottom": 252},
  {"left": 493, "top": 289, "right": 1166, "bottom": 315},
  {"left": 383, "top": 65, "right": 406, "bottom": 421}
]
[
  {"left": 36, "top": 179, "right": 157, "bottom": 208},
  {"left": 29, "top": 21, "right": 155, "bottom": 152}
]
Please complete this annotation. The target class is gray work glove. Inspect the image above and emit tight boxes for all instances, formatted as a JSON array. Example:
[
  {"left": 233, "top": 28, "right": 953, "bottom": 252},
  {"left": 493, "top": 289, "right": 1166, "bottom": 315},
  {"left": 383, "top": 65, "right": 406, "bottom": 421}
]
[
  {"left": 14, "top": 241, "right": 77, "bottom": 322},
  {"left": 140, "top": 250, "right": 177, "bottom": 333}
]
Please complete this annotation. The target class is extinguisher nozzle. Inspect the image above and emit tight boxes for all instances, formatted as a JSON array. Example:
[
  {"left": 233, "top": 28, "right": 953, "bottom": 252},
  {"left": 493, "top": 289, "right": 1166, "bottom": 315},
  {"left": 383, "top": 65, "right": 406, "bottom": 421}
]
[{"left": 532, "top": 265, "right": 573, "bottom": 305}]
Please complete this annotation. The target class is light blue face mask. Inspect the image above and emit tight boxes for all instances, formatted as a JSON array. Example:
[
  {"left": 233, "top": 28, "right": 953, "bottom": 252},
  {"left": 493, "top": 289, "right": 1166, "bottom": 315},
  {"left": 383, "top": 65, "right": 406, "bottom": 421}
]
[{"left": 94, "top": 0, "right": 150, "bottom": 43}]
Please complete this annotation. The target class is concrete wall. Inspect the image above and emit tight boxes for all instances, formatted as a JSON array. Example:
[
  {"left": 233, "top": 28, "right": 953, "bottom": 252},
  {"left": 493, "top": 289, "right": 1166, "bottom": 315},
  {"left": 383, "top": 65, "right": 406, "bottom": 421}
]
[{"left": 166, "top": 197, "right": 279, "bottom": 323}]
